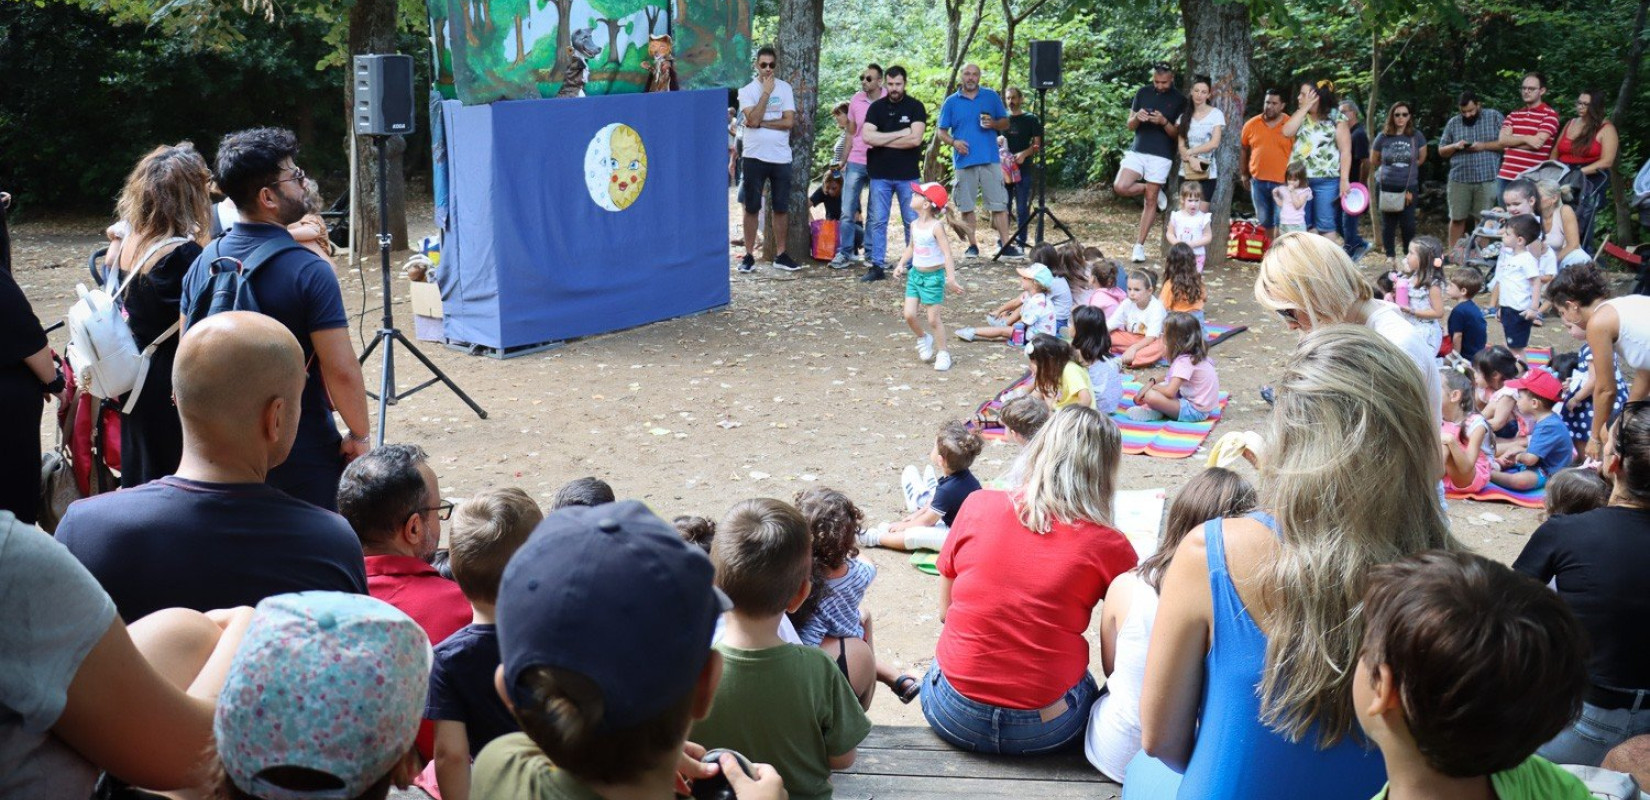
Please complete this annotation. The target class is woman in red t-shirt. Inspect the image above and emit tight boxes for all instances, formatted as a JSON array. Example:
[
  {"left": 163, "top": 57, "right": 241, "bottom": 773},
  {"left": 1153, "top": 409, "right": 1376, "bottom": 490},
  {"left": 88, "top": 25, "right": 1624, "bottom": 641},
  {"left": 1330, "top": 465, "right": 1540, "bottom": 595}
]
[
  {"left": 913, "top": 405, "right": 1137, "bottom": 755},
  {"left": 1551, "top": 88, "right": 1617, "bottom": 251}
]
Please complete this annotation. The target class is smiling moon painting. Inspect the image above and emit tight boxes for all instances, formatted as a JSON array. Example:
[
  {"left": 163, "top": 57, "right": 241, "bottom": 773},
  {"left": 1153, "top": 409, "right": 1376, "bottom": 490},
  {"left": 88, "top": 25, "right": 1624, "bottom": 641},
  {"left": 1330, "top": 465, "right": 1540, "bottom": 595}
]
[{"left": 583, "top": 123, "right": 648, "bottom": 212}]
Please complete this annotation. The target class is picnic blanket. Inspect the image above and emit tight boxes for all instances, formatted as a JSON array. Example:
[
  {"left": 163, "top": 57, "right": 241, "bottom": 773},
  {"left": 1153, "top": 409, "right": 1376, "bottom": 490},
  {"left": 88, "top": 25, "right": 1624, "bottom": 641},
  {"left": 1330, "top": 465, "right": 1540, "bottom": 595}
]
[
  {"left": 971, "top": 376, "right": 1230, "bottom": 459},
  {"left": 1203, "top": 322, "right": 1248, "bottom": 348},
  {"left": 1526, "top": 347, "right": 1551, "bottom": 369},
  {"left": 1446, "top": 482, "right": 1546, "bottom": 510}
]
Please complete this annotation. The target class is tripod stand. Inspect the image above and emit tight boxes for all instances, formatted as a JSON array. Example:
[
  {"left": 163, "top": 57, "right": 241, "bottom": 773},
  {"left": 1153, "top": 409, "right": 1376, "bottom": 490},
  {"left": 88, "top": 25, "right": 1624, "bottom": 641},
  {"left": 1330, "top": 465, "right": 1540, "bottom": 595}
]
[
  {"left": 358, "top": 135, "right": 487, "bottom": 446},
  {"left": 996, "top": 87, "right": 1076, "bottom": 260}
]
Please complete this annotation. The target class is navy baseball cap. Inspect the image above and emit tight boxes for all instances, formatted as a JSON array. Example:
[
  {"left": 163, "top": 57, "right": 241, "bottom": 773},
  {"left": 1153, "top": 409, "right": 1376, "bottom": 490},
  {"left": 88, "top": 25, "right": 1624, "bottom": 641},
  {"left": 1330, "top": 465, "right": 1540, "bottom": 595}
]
[{"left": 497, "top": 500, "right": 730, "bottom": 730}]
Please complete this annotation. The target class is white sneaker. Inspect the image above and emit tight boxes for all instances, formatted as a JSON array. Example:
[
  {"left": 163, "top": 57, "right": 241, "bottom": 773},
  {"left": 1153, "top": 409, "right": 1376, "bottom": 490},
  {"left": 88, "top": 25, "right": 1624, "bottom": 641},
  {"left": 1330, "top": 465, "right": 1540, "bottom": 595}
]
[
  {"left": 986, "top": 315, "right": 1007, "bottom": 327},
  {"left": 934, "top": 351, "right": 952, "bottom": 371},
  {"left": 916, "top": 334, "right": 935, "bottom": 362},
  {"left": 1156, "top": 190, "right": 1168, "bottom": 211},
  {"left": 955, "top": 327, "right": 976, "bottom": 342},
  {"left": 1131, "top": 243, "right": 1147, "bottom": 262},
  {"left": 1126, "top": 405, "right": 1165, "bottom": 421},
  {"left": 901, "top": 465, "right": 925, "bottom": 511}
]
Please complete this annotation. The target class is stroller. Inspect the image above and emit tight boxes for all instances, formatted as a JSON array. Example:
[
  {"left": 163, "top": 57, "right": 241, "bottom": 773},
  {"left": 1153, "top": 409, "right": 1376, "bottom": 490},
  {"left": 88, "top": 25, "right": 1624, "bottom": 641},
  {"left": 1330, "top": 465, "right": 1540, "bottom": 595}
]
[
  {"left": 1452, "top": 208, "right": 1508, "bottom": 273},
  {"left": 39, "top": 247, "right": 126, "bottom": 532}
]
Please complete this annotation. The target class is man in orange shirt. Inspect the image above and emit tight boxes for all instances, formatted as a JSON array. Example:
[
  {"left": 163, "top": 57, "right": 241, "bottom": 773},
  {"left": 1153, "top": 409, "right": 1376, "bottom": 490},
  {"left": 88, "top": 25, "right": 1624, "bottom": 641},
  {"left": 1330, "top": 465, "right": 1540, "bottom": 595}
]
[{"left": 1239, "top": 88, "right": 1294, "bottom": 238}]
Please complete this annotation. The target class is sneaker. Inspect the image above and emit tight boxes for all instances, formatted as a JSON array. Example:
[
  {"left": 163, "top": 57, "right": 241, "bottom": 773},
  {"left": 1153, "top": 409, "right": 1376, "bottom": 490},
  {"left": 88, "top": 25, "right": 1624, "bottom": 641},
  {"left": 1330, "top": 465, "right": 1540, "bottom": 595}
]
[
  {"left": 854, "top": 250, "right": 868, "bottom": 264},
  {"left": 737, "top": 254, "right": 755, "bottom": 273},
  {"left": 901, "top": 465, "right": 925, "bottom": 511},
  {"left": 964, "top": 245, "right": 981, "bottom": 257},
  {"left": 934, "top": 351, "right": 952, "bottom": 371},
  {"left": 1260, "top": 385, "right": 1276, "bottom": 407},
  {"left": 1131, "top": 243, "right": 1147, "bottom": 263},
  {"left": 773, "top": 253, "right": 803, "bottom": 272},
  {"left": 1348, "top": 242, "right": 1371, "bottom": 262},
  {"left": 1157, "top": 190, "right": 1168, "bottom": 212},
  {"left": 999, "top": 244, "right": 1024, "bottom": 259},
  {"left": 1126, "top": 405, "right": 1165, "bottom": 421},
  {"left": 916, "top": 334, "right": 935, "bottom": 362},
  {"left": 828, "top": 253, "right": 852, "bottom": 270},
  {"left": 985, "top": 315, "right": 1007, "bottom": 327},
  {"left": 855, "top": 527, "right": 881, "bottom": 549},
  {"left": 859, "top": 265, "right": 886, "bottom": 283},
  {"left": 955, "top": 327, "right": 976, "bottom": 342}
]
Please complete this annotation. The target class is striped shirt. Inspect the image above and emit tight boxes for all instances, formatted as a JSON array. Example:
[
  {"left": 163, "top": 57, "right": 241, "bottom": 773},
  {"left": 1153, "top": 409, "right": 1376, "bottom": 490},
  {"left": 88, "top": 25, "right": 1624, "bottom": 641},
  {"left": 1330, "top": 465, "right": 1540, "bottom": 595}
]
[
  {"left": 796, "top": 558, "right": 876, "bottom": 646},
  {"left": 1498, "top": 103, "right": 1559, "bottom": 180}
]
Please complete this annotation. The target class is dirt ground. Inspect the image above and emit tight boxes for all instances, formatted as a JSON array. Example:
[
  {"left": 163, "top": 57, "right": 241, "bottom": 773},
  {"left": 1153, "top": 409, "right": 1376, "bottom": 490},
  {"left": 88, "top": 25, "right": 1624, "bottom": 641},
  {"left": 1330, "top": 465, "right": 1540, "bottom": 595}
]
[{"left": 12, "top": 189, "right": 1569, "bottom": 726}]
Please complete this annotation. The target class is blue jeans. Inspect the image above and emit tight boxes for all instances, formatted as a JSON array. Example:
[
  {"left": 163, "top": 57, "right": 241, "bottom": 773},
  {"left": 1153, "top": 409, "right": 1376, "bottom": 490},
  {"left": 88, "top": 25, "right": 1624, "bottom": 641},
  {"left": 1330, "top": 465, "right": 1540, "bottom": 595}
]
[
  {"left": 868, "top": 178, "right": 916, "bottom": 268},
  {"left": 1538, "top": 694, "right": 1650, "bottom": 767},
  {"left": 837, "top": 162, "right": 870, "bottom": 258},
  {"left": 919, "top": 662, "right": 1098, "bottom": 755},
  {"left": 1250, "top": 179, "right": 1281, "bottom": 230},
  {"left": 1340, "top": 198, "right": 1367, "bottom": 252},
  {"left": 1011, "top": 167, "right": 1035, "bottom": 241},
  {"left": 1307, "top": 177, "right": 1341, "bottom": 233}
]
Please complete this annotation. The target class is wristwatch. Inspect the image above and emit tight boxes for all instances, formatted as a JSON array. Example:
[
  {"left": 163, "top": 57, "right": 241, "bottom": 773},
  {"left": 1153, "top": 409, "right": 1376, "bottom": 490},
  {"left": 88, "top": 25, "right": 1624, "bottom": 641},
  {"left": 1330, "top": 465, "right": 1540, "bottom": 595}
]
[
  {"left": 346, "top": 431, "right": 371, "bottom": 445},
  {"left": 42, "top": 369, "right": 65, "bottom": 396}
]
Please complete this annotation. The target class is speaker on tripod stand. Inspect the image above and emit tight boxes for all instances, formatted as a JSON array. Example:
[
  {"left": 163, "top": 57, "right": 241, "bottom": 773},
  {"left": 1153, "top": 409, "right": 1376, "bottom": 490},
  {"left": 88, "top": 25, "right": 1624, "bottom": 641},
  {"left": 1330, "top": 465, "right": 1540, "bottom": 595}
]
[
  {"left": 997, "top": 40, "right": 1077, "bottom": 259},
  {"left": 353, "top": 54, "right": 487, "bottom": 445}
]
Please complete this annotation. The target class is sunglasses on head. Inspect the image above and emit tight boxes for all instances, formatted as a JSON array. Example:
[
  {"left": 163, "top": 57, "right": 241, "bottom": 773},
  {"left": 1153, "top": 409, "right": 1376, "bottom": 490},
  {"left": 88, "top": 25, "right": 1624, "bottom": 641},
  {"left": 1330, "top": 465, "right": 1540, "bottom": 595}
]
[{"left": 1276, "top": 308, "right": 1301, "bottom": 324}]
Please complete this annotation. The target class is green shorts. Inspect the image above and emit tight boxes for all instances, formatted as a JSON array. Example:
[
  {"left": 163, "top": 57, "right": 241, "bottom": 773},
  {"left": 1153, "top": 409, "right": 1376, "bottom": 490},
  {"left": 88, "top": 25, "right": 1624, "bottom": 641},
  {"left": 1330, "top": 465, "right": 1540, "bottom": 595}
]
[
  {"left": 905, "top": 266, "right": 948, "bottom": 305},
  {"left": 1447, "top": 180, "right": 1499, "bottom": 222}
]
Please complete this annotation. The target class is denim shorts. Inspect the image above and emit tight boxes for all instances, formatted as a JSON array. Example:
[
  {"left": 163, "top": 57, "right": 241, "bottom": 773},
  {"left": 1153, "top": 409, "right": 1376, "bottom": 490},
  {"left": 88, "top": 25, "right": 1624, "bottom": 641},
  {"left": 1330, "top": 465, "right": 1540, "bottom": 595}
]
[
  {"left": 1178, "top": 398, "right": 1212, "bottom": 422},
  {"left": 1539, "top": 695, "right": 1650, "bottom": 767},
  {"left": 919, "top": 662, "right": 1098, "bottom": 755},
  {"left": 1500, "top": 306, "right": 1533, "bottom": 350}
]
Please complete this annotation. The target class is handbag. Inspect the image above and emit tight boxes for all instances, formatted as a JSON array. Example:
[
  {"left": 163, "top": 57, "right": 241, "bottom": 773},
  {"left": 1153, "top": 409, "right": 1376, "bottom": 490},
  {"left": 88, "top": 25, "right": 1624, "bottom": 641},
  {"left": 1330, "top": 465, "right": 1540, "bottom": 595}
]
[
  {"left": 1379, "top": 190, "right": 1407, "bottom": 213},
  {"left": 810, "top": 219, "right": 839, "bottom": 261},
  {"left": 1183, "top": 156, "right": 1210, "bottom": 181}
]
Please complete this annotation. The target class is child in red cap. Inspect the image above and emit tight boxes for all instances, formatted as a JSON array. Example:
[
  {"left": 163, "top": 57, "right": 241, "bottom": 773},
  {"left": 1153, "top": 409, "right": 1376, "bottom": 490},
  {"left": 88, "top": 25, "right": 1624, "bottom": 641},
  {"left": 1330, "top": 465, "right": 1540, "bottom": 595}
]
[
  {"left": 1490, "top": 367, "right": 1575, "bottom": 491},
  {"left": 898, "top": 181, "right": 964, "bottom": 371}
]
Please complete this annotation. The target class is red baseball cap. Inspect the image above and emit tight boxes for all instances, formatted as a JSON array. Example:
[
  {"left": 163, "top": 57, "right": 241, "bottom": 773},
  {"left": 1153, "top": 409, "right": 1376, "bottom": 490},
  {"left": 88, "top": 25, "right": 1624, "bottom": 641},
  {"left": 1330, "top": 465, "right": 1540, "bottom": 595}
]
[
  {"left": 1507, "top": 368, "right": 1563, "bottom": 403},
  {"left": 911, "top": 181, "right": 949, "bottom": 210}
]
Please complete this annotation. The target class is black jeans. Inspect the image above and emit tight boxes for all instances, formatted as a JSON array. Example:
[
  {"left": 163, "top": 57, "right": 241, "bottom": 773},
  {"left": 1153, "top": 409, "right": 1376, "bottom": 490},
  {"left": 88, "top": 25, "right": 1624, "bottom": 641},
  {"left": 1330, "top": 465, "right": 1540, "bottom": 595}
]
[{"left": 1381, "top": 202, "right": 1417, "bottom": 258}]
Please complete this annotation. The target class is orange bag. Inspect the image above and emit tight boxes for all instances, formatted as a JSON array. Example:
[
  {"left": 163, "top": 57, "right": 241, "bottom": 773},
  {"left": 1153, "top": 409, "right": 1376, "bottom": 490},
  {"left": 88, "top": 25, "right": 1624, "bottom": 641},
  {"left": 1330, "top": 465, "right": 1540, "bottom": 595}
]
[{"left": 810, "top": 219, "right": 839, "bottom": 261}]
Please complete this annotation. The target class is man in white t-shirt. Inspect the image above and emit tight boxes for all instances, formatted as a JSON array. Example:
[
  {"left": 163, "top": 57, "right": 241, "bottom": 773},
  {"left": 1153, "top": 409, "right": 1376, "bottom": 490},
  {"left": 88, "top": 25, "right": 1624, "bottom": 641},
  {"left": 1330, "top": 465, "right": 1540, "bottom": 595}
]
[{"left": 736, "top": 46, "right": 800, "bottom": 274}]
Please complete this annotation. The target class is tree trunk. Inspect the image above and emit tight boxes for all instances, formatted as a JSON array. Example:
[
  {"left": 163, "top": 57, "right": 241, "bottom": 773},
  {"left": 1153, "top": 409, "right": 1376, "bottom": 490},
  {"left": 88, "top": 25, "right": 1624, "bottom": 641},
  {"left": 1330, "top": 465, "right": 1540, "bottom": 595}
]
[
  {"left": 645, "top": 6, "right": 662, "bottom": 35},
  {"left": 1180, "top": 0, "right": 1250, "bottom": 268},
  {"left": 922, "top": 0, "right": 987, "bottom": 181},
  {"left": 774, "top": 0, "right": 824, "bottom": 260},
  {"left": 349, "top": 0, "right": 410, "bottom": 253},
  {"left": 551, "top": 0, "right": 574, "bottom": 79},
  {"left": 999, "top": 20, "right": 1015, "bottom": 94},
  {"left": 514, "top": 14, "right": 526, "bottom": 65},
  {"left": 1368, "top": 30, "right": 1382, "bottom": 241},
  {"left": 598, "top": 18, "right": 623, "bottom": 64},
  {"left": 1611, "top": 0, "right": 1649, "bottom": 246}
]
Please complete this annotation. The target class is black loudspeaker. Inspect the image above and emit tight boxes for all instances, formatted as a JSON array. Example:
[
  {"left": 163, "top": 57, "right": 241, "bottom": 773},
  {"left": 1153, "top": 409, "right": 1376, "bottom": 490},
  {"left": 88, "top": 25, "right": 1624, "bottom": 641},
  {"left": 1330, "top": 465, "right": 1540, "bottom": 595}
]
[
  {"left": 354, "top": 54, "right": 416, "bottom": 136},
  {"left": 1029, "top": 41, "right": 1063, "bottom": 89}
]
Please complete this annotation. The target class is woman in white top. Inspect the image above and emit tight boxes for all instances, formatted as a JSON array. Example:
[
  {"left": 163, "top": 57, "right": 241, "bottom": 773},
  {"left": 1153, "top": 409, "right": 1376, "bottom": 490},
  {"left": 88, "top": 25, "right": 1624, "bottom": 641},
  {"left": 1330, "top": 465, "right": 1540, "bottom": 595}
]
[
  {"left": 1536, "top": 179, "right": 1590, "bottom": 268},
  {"left": 1085, "top": 467, "right": 1256, "bottom": 781},
  {"left": 1178, "top": 76, "right": 1226, "bottom": 213},
  {"left": 1548, "top": 261, "right": 1650, "bottom": 458}
]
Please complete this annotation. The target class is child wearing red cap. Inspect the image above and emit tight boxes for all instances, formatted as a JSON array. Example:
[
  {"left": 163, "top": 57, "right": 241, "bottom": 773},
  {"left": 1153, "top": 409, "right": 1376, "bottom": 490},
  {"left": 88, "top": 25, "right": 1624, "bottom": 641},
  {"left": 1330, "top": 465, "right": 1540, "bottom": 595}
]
[
  {"left": 1490, "top": 367, "right": 1575, "bottom": 491},
  {"left": 898, "top": 181, "right": 964, "bottom": 372}
]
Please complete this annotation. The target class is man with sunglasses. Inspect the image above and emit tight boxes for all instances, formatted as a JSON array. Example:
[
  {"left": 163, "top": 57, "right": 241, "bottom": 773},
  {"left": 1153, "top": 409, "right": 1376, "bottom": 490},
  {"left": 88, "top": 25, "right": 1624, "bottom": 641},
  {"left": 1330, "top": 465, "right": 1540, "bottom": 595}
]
[
  {"left": 1440, "top": 89, "right": 1506, "bottom": 248},
  {"left": 828, "top": 63, "right": 886, "bottom": 270},
  {"left": 339, "top": 443, "right": 470, "bottom": 650},
  {"left": 1498, "top": 72, "right": 1559, "bottom": 191},
  {"left": 180, "top": 127, "right": 372, "bottom": 512},
  {"left": 737, "top": 46, "right": 801, "bottom": 273}
]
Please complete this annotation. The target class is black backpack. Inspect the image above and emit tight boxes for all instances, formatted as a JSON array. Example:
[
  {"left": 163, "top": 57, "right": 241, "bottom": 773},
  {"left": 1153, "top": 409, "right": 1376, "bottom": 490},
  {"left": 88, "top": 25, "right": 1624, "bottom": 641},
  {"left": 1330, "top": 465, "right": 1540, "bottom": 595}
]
[{"left": 185, "top": 235, "right": 307, "bottom": 328}]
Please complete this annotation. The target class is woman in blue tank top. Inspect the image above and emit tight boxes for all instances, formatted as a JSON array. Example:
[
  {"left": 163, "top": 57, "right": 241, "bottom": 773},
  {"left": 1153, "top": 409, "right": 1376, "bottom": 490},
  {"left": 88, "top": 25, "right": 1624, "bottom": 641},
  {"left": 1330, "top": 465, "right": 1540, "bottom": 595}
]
[{"left": 1125, "top": 325, "right": 1460, "bottom": 800}]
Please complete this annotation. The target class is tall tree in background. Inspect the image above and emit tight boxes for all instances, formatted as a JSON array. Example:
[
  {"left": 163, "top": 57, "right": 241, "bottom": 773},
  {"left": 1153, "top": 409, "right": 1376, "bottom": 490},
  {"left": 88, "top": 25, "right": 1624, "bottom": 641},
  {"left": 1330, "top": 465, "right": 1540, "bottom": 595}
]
[
  {"left": 351, "top": 0, "right": 412, "bottom": 252},
  {"left": 996, "top": 0, "right": 1048, "bottom": 93},
  {"left": 1611, "top": 0, "right": 1649, "bottom": 244},
  {"left": 1179, "top": 0, "right": 1250, "bottom": 266},
  {"left": 921, "top": 0, "right": 987, "bottom": 181},
  {"left": 775, "top": 0, "right": 824, "bottom": 258}
]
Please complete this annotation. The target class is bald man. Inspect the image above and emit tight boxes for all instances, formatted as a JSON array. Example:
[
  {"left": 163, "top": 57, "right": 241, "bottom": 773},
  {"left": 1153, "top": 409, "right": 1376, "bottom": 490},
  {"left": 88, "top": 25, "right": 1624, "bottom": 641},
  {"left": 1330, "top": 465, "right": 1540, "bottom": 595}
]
[
  {"left": 936, "top": 63, "right": 1016, "bottom": 257},
  {"left": 57, "top": 313, "right": 367, "bottom": 622}
]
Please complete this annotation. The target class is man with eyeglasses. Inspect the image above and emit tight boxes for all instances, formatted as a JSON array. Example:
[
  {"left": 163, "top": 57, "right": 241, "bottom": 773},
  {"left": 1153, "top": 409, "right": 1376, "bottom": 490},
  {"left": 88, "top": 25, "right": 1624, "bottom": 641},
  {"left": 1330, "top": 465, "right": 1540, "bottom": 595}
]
[
  {"left": 1498, "top": 72, "right": 1559, "bottom": 192},
  {"left": 828, "top": 63, "right": 886, "bottom": 270},
  {"left": 180, "top": 128, "right": 372, "bottom": 512},
  {"left": 339, "top": 443, "right": 471, "bottom": 651},
  {"left": 736, "top": 46, "right": 801, "bottom": 273},
  {"left": 1114, "top": 62, "right": 1188, "bottom": 263},
  {"left": 1440, "top": 89, "right": 1507, "bottom": 247}
]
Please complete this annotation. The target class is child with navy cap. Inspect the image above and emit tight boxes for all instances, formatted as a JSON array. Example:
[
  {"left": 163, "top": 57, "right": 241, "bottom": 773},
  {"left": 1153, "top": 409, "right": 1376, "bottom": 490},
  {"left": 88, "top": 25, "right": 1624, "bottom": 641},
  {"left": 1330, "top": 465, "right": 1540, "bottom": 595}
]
[
  {"left": 472, "top": 500, "right": 787, "bottom": 800},
  {"left": 690, "top": 498, "right": 872, "bottom": 800}
]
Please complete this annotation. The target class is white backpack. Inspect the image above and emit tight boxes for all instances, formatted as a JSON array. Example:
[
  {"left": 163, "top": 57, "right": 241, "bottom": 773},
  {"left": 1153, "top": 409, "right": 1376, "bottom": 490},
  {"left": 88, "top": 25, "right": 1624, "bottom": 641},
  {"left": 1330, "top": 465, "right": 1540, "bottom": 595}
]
[{"left": 65, "top": 236, "right": 187, "bottom": 414}]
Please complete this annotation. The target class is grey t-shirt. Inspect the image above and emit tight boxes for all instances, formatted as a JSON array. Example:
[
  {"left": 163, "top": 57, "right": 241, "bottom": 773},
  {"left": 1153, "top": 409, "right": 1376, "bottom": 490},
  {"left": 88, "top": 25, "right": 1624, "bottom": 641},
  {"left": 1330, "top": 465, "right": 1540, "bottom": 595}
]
[{"left": 0, "top": 512, "right": 117, "bottom": 800}]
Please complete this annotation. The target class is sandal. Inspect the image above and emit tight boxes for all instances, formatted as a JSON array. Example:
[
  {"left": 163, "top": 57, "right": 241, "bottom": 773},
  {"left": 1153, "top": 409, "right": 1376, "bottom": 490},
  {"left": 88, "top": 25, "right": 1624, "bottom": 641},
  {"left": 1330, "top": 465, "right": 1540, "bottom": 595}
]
[{"left": 892, "top": 674, "right": 921, "bottom": 704}]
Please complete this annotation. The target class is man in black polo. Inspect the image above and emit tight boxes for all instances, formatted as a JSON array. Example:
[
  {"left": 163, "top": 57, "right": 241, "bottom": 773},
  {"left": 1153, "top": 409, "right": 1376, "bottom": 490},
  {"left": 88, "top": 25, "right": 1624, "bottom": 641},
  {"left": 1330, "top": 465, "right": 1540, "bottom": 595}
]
[{"left": 859, "top": 65, "right": 927, "bottom": 283}]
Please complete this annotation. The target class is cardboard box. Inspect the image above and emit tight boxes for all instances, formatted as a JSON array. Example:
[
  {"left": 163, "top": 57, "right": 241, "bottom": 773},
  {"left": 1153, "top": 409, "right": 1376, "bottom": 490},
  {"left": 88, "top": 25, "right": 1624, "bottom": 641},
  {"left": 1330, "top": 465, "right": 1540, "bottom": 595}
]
[{"left": 409, "top": 281, "right": 443, "bottom": 319}]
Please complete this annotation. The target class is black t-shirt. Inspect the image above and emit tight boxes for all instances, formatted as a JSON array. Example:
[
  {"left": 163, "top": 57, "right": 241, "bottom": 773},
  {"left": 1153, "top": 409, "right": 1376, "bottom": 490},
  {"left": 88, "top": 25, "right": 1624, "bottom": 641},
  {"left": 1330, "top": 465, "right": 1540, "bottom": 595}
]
[
  {"left": 1004, "top": 112, "right": 1044, "bottom": 155},
  {"left": 56, "top": 476, "right": 368, "bottom": 621},
  {"left": 1514, "top": 506, "right": 1650, "bottom": 689},
  {"left": 931, "top": 469, "right": 983, "bottom": 528},
  {"left": 865, "top": 94, "right": 929, "bottom": 181},
  {"left": 119, "top": 242, "right": 201, "bottom": 349},
  {"left": 1349, "top": 123, "right": 1370, "bottom": 182},
  {"left": 1130, "top": 85, "right": 1189, "bottom": 160},
  {"left": 426, "top": 623, "right": 520, "bottom": 755},
  {"left": 810, "top": 187, "right": 842, "bottom": 220},
  {"left": 0, "top": 263, "right": 46, "bottom": 388}
]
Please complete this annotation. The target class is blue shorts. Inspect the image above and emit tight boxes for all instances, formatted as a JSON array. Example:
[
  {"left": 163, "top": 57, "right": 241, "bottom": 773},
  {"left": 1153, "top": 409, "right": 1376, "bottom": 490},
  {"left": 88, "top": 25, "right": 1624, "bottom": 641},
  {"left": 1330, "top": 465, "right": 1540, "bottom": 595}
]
[
  {"left": 1499, "top": 306, "right": 1533, "bottom": 350},
  {"left": 1505, "top": 463, "right": 1549, "bottom": 489},
  {"left": 1178, "top": 399, "right": 1212, "bottom": 422}
]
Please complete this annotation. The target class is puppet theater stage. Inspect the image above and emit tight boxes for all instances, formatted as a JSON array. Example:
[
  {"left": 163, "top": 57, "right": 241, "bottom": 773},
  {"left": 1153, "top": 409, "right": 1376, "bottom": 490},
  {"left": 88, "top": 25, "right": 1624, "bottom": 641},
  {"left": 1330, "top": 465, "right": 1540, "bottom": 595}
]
[{"left": 427, "top": 0, "right": 749, "bottom": 354}]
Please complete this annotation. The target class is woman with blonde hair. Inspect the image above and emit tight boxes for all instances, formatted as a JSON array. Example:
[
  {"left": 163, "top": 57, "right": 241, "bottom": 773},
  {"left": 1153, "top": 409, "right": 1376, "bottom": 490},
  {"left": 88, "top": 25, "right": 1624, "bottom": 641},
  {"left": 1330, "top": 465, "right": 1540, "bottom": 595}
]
[
  {"left": 1254, "top": 231, "right": 1441, "bottom": 425},
  {"left": 1128, "top": 325, "right": 1459, "bottom": 799},
  {"left": 107, "top": 142, "right": 212, "bottom": 486},
  {"left": 1535, "top": 179, "right": 1589, "bottom": 269},
  {"left": 909, "top": 405, "right": 1138, "bottom": 754}
]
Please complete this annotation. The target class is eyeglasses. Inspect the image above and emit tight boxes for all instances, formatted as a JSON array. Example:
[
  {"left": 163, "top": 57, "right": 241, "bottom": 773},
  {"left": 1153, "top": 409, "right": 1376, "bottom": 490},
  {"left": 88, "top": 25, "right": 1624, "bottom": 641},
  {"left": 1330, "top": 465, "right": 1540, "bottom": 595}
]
[
  {"left": 268, "top": 166, "right": 305, "bottom": 187},
  {"left": 1521, "top": 85, "right": 1542, "bottom": 92},
  {"left": 1393, "top": 112, "right": 1411, "bottom": 118},
  {"left": 757, "top": 61, "right": 776, "bottom": 70},
  {"left": 420, "top": 500, "right": 454, "bottom": 521}
]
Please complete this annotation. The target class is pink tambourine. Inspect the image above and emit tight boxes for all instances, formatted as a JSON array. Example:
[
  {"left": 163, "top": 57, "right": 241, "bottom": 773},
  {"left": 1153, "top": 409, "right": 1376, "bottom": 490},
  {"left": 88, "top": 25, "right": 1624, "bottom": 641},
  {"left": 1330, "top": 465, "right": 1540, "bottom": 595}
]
[{"left": 1341, "top": 182, "right": 1370, "bottom": 216}]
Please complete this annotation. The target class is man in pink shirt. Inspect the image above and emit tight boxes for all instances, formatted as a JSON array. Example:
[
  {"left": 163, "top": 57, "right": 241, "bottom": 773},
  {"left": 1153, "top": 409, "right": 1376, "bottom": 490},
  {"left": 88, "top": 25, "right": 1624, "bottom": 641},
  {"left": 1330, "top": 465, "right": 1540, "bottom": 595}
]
[
  {"left": 1497, "top": 71, "right": 1560, "bottom": 190},
  {"left": 828, "top": 63, "right": 886, "bottom": 270},
  {"left": 337, "top": 443, "right": 471, "bottom": 647}
]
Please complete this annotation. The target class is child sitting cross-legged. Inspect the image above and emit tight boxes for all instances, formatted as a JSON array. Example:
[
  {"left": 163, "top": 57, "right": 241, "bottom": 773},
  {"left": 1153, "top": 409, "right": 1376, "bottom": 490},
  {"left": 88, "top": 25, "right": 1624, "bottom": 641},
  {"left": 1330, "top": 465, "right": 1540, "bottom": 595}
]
[
  {"left": 213, "top": 592, "right": 429, "bottom": 800},
  {"left": 1159, "top": 243, "right": 1207, "bottom": 325},
  {"left": 1073, "top": 305, "right": 1126, "bottom": 415},
  {"left": 1440, "top": 367, "right": 1498, "bottom": 495},
  {"left": 1354, "top": 550, "right": 1592, "bottom": 800},
  {"left": 426, "top": 488, "right": 546, "bottom": 800},
  {"left": 692, "top": 498, "right": 872, "bottom": 800},
  {"left": 1444, "top": 267, "right": 1488, "bottom": 363},
  {"left": 861, "top": 420, "right": 984, "bottom": 552},
  {"left": 1129, "top": 311, "right": 1221, "bottom": 422},
  {"left": 1108, "top": 268, "right": 1168, "bottom": 367},
  {"left": 1029, "top": 333, "right": 1095, "bottom": 410},
  {"left": 994, "top": 395, "right": 1051, "bottom": 488},
  {"left": 1490, "top": 368, "right": 1575, "bottom": 492}
]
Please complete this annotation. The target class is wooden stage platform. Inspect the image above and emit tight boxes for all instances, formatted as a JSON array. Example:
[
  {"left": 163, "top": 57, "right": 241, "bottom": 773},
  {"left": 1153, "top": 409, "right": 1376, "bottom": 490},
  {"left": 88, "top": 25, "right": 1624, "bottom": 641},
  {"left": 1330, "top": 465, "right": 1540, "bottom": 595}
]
[{"left": 832, "top": 725, "right": 1122, "bottom": 799}]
